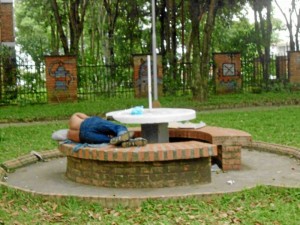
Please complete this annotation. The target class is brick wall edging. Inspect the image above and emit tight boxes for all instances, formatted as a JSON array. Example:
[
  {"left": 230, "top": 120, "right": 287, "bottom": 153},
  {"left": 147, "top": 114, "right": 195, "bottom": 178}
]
[
  {"left": 59, "top": 141, "right": 217, "bottom": 162},
  {"left": 245, "top": 141, "right": 300, "bottom": 159},
  {"left": 0, "top": 149, "right": 63, "bottom": 180},
  {"left": 1, "top": 142, "right": 300, "bottom": 208},
  {"left": 2, "top": 140, "right": 297, "bottom": 179},
  {"left": 1, "top": 180, "right": 298, "bottom": 208},
  {"left": 0, "top": 180, "right": 246, "bottom": 208},
  {"left": 2, "top": 141, "right": 298, "bottom": 175}
]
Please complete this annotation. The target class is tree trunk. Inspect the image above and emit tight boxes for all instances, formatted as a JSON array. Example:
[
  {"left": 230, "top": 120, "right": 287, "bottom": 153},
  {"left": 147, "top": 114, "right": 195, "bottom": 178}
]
[
  {"left": 263, "top": 1, "right": 272, "bottom": 82},
  {"left": 103, "top": 0, "right": 120, "bottom": 66},
  {"left": 253, "top": 0, "right": 272, "bottom": 82},
  {"left": 189, "top": 0, "right": 201, "bottom": 99},
  {"left": 190, "top": 0, "right": 216, "bottom": 101},
  {"left": 197, "top": 0, "right": 217, "bottom": 101},
  {"left": 50, "top": 0, "right": 69, "bottom": 54},
  {"left": 69, "top": 0, "right": 89, "bottom": 55},
  {"left": 274, "top": 0, "right": 296, "bottom": 51},
  {"left": 50, "top": 0, "right": 88, "bottom": 56},
  {"left": 170, "top": 0, "right": 177, "bottom": 79},
  {"left": 159, "top": 0, "right": 167, "bottom": 58},
  {"left": 295, "top": 8, "right": 300, "bottom": 51}
]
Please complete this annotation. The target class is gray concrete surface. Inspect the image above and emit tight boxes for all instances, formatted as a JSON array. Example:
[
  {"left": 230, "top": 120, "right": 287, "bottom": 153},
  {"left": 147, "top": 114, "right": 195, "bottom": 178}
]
[{"left": 4, "top": 148, "right": 300, "bottom": 201}]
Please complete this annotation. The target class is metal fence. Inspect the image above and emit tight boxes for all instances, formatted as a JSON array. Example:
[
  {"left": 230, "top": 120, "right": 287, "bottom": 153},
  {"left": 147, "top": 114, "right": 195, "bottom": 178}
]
[
  {"left": 77, "top": 64, "right": 134, "bottom": 100},
  {"left": 0, "top": 54, "right": 290, "bottom": 106},
  {"left": 241, "top": 54, "right": 289, "bottom": 92},
  {"left": 0, "top": 56, "right": 47, "bottom": 105}
]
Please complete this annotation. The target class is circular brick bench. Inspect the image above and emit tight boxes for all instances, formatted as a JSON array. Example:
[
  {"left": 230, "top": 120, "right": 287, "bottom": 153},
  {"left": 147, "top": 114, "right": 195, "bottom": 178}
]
[
  {"left": 130, "top": 126, "right": 252, "bottom": 171},
  {"left": 59, "top": 141, "right": 217, "bottom": 188},
  {"left": 170, "top": 126, "right": 252, "bottom": 170}
]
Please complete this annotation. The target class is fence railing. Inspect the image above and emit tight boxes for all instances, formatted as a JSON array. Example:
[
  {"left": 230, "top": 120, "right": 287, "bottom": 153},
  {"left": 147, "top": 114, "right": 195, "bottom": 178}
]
[
  {"left": 241, "top": 54, "right": 289, "bottom": 93},
  {"left": 77, "top": 64, "right": 134, "bottom": 100},
  {"left": 0, "top": 60, "right": 47, "bottom": 105},
  {"left": 0, "top": 54, "right": 290, "bottom": 105}
]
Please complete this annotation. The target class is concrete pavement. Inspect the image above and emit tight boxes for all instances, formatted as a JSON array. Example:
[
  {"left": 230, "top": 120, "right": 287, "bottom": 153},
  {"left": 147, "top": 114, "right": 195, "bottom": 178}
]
[{"left": 3, "top": 148, "right": 300, "bottom": 207}]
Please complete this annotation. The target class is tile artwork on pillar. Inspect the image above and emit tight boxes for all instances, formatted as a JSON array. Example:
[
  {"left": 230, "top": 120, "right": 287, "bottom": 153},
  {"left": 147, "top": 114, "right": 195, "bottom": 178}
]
[
  {"left": 45, "top": 56, "right": 78, "bottom": 103},
  {"left": 48, "top": 61, "right": 73, "bottom": 90}
]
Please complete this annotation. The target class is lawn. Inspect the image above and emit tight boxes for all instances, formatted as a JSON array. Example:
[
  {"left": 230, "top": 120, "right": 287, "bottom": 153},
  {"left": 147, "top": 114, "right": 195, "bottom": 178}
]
[{"left": 1, "top": 93, "right": 300, "bottom": 224}]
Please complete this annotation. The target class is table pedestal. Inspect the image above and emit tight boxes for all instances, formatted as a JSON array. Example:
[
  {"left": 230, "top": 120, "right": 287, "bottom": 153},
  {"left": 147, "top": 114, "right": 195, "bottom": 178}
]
[{"left": 141, "top": 123, "right": 169, "bottom": 143}]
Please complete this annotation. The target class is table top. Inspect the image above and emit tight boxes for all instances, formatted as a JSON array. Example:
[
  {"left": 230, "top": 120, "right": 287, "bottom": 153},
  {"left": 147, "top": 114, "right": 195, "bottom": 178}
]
[{"left": 106, "top": 108, "right": 196, "bottom": 124}]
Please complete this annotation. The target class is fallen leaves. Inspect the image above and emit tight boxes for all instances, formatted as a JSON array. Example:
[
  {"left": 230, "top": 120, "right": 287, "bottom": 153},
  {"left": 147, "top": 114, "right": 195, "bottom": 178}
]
[{"left": 0, "top": 186, "right": 299, "bottom": 224}]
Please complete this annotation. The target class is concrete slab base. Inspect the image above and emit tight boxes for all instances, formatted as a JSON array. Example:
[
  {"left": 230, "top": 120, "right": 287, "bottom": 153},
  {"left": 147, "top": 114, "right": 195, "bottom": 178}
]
[{"left": 2, "top": 148, "right": 300, "bottom": 208}]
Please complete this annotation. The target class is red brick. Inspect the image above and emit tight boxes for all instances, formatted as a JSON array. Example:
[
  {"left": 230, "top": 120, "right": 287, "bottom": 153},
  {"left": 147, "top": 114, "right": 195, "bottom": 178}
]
[
  {"left": 45, "top": 56, "right": 78, "bottom": 103},
  {"left": 148, "top": 148, "right": 155, "bottom": 161},
  {"left": 0, "top": 3, "right": 14, "bottom": 42},
  {"left": 107, "top": 150, "right": 113, "bottom": 161}
]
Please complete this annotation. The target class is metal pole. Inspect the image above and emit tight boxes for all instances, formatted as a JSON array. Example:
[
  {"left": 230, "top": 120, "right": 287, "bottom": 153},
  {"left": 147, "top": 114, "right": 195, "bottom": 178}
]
[
  {"left": 151, "top": 0, "right": 158, "bottom": 100},
  {"left": 147, "top": 55, "right": 152, "bottom": 109}
]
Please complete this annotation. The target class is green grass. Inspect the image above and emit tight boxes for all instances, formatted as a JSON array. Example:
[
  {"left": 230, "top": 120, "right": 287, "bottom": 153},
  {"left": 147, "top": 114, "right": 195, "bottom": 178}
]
[
  {"left": 1, "top": 105, "right": 300, "bottom": 163},
  {"left": 1, "top": 93, "right": 300, "bottom": 224},
  {"left": 0, "top": 123, "right": 66, "bottom": 162},
  {"left": 0, "top": 185, "right": 299, "bottom": 224},
  {"left": 197, "top": 105, "right": 300, "bottom": 147},
  {"left": 1, "top": 91, "right": 300, "bottom": 122}
]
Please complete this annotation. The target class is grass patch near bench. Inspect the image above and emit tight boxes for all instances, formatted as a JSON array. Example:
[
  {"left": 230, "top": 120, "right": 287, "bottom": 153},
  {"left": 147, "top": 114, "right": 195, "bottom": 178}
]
[
  {"left": 0, "top": 185, "right": 299, "bottom": 224},
  {"left": 1, "top": 92, "right": 300, "bottom": 123},
  {"left": 1, "top": 96, "right": 300, "bottom": 223},
  {"left": 1, "top": 105, "right": 300, "bottom": 163},
  {"left": 197, "top": 105, "right": 300, "bottom": 148},
  {"left": 0, "top": 122, "right": 67, "bottom": 163}
]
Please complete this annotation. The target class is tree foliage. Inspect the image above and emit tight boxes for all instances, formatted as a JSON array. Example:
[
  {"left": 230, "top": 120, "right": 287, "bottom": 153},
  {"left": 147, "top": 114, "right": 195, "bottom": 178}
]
[
  {"left": 14, "top": 0, "right": 291, "bottom": 101},
  {"left": 248, "top": 0, "right": 273, "bottom": 81},
  {"left": 274, "top": 0, "right": 300, "bottom": 51},
  {"left": 15, "top": 0, "right": 53, "bottom": 64},
  {"left": 50, "top": 0, "right": 89, "bottom": 55}
]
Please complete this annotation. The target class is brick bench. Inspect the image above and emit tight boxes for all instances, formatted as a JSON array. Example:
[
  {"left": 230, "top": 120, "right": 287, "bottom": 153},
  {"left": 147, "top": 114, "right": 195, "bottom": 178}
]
[
  {"left": 59, "top": 141, "right": 217, "bottom": 188},
  {"left": 130, "top": 126, "right": 252, "bottom": 171}
]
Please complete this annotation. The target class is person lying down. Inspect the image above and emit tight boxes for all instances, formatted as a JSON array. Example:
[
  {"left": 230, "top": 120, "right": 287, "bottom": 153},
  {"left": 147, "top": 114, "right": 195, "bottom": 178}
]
[{"left": 52, "top": 112, "right": 147, "bottom": 148}]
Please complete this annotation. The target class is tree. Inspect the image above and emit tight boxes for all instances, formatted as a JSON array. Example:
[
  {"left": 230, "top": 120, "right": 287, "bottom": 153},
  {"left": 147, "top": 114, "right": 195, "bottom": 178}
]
[
  {"left": 50, "top": 0, "right": 89, "bottom": 55},
  {"left": 189, "top": 0, "right": 202, "bottom": 100},
  {"left": 275, "top": 0, "right": 300, "bottom": 51},
  {"left": 188, "top": 0, "right": 246, "bottom": 101},
  {"left": 213, "top": 18, "right": 256, "bottom": 55},
  {"left": 15, "top": 0, "right": 281, "bottom": 101},
  {"left": 102, "top": 0, "right": 121, "bottom": 65},
  {"left": 158, "top": 0, "right": 178, "bottom": 78},
  {"left": 250, "top": 0, "right": 272, "bottom": 81},
  {"left": 15, "top": 0, "right": 53, "bottom": 64}
]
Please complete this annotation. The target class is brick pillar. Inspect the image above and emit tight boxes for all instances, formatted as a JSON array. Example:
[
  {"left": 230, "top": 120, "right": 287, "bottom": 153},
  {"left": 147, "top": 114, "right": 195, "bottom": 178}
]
[
  {"left": 132, "top": 54, "right": 163, "bottom": 98},
  {"left": 276, "top": 56, "right": 288, "bottom": 80},
  {"left": 213, "top": 53, "right": 242, "bottom": 94},
  {"left": 0, "top": 0, "right": 14, "bottom": 43},
  {"left": 216, "top": 145, "right": 242, "bottom": 171},
  {"left": 0, "top": 0, "right": 16, "bottom": 101},
  {"left": 288, "top": 51, "right": 300, "bottom": 84},
  {"left": 45, "top": 55, "right": 78, "bottom": 103}
]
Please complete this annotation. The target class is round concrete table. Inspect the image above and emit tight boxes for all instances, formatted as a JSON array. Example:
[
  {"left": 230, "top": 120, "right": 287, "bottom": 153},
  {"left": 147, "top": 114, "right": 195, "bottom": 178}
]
[{"left": 106, "top": 108, "right": 196, "bottom": 143}]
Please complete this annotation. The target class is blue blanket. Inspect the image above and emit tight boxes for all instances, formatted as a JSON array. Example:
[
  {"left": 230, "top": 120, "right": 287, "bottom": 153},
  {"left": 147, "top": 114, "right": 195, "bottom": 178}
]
[{"left": 63, "top": 140, "right": 109, "bottom": 152}]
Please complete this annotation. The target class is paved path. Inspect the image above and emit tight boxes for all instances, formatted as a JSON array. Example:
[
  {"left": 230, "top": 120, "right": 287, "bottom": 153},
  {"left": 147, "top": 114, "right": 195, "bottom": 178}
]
[
  {"left": 1, "top": 109, "right": 300, "bottom": 207},
  {"left": 4, "top": 148, "right": 300, "bottom": 207},
  {"left": 0, "top": 120, "right": 68, "bottom": 128}
]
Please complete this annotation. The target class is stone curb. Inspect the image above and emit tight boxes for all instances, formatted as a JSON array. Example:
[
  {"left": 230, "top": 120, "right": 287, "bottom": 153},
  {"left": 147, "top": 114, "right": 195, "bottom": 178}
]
[
  {"left": 0, "top": 142, "right": 300, "bottom": 208},
  {"left": 0, "top": 149, "right": 63, "bottom": 173},
  {"left": 0, "top": 181, "right": 234, "bottom": 208},
  {"left": 0, "top": 167, "right": 7, "bottom": 182},
  {"left": 245, "top": 141, "right": 300, "bottom": 159}
]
